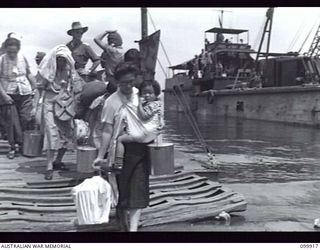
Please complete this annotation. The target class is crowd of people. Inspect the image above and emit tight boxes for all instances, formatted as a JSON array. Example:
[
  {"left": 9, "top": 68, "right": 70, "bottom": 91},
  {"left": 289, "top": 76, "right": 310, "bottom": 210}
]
[
  {"left": 187, "top": 49, "right": 228, "bottom": 79},
  {"left": 0, "top": 22, "right": 163, "bottom": 231}
]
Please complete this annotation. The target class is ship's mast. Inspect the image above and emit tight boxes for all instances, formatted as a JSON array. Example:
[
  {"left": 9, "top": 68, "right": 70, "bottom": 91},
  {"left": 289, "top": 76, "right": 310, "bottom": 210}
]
[
  {"left": 255, "top": 8, "right": 274, "bottom": 65},
  {"left": 141, "top": 7, "right": 148, "bottom": 39},
  {"left": 213, "top": 9, "right": 232, "bottom": 28}
]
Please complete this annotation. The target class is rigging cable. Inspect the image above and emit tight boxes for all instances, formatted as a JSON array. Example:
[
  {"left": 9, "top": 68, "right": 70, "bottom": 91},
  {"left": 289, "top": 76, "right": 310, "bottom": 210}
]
[
  {"left": 287, "top": 19, "right": 306, "bottom": 52},
  {"left": 147, "top": 10, "right": 172, "bottom": 66},
  {"left": 298, "top": 18, "right": 319, "bottom": 54},
  {"left": 157, "top": 58, "right": 168, "bottom": 78}
]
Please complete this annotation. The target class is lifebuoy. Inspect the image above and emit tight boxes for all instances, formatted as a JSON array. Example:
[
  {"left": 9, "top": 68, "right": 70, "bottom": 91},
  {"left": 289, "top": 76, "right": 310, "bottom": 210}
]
[{"left": 207, "top": 90, "right": 215, "bottom": 104}]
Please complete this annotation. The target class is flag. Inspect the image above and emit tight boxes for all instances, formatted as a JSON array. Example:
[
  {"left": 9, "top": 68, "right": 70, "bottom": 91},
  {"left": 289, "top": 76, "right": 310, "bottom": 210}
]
[{"left": 138, "top": 30, "right": 161, "bottom": 81}]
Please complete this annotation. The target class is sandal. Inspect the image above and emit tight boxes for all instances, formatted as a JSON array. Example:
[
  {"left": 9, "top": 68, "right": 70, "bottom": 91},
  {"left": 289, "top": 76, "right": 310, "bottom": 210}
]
[
  {"left": 6, "top": 150, "right": 15, "bottom": 160},
  {"left": 53, "top": 162, "right": 69, "bottom": 171},
  {"left": 44, "top": 170, "right": 53, "bottom": 180}
]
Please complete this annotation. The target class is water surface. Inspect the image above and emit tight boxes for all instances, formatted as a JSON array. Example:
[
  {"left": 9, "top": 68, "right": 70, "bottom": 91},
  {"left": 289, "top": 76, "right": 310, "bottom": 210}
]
[{"left": 163, "top": 112, "right": 320, "bottom": 184}]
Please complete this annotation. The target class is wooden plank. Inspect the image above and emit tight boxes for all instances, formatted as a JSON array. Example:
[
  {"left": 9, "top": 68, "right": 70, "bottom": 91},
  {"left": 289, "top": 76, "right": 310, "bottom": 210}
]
[
  {"left": 0, "top": 187, "right": 72, "bottom": 195},
  {"left": 150, "top": 176, "right": 208, "bottom": 190},
  {"left": 0, "top": 194, "right": 74, "bottom": 204},
  {"left": 25, "top": 180, "right": 78, "bottom": 189},
  {"left": 0, "top": 212, "right": 119, "bottom": 232},
  {"left": 148, "top": 193, "right": 246, "bottom": 217},
  {"left": 145, "top": 190, "right": 241, "bottom": 214},
  {"left": 0, "top": 203, "right": 77, "bottom": 213},
  {"left": 149, "top": 171, "right": 192, "bottom": 183},
  {"left": 151, "top": 180, "right": 209, "bottom": 192},
  {"left": 0, "top": 218, "right": 121, "bottom": 232},
  {"left": 0, "top": 214, "right": 73, "bottom": 223},
  {"left": 143, "top": 195, "right": 247, "bottom": 222},
  {"left": 150, "top": 184, "right": 222, "bottom": 202},
  {"left": 140, "top": 201, "right": 248, "bottom": 227},
  {"left": 0, "top": 208, "right": 115, "bottom": 218},
  {"left": 0, "top": 222, "right": 77, "bottom": 232}
]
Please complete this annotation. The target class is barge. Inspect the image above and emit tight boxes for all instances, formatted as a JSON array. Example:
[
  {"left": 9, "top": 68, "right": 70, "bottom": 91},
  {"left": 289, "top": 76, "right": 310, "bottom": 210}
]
[{"left": 164, "top": 8, "right": 320, "bottom": 127}]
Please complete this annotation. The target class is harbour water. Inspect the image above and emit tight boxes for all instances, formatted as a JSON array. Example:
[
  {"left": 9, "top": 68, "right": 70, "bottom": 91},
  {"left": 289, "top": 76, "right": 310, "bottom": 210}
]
[
  {"left": 140, "top": 112, "right": 320, "bottom": 231},
  {"left": 162, "top": 111, "right": 320, "bottom": 184}
]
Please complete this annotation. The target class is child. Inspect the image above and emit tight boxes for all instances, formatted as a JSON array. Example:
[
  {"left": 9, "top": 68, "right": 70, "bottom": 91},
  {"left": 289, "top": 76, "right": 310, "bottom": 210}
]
[{"left": 114, "top": 80, "right": 163, "bottom": 169}]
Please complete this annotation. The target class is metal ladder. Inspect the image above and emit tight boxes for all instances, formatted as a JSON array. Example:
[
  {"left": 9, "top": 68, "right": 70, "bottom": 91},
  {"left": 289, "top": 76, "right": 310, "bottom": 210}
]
[
  {"left": 232, "top": 69, "right": 251, "bottom": 89},
  {"left": 307, "top": 24, "right": 320, "bottom": 57}
]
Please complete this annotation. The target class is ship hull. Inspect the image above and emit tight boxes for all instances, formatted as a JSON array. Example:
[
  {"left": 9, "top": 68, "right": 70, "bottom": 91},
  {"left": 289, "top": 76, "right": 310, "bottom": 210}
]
[{"left": 164, "top": 85, "right": 320, "bottom": 127}]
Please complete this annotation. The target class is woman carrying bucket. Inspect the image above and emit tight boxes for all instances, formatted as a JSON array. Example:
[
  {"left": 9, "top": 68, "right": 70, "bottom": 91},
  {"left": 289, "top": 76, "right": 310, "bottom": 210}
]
[
  {"left": 0, "top": 34, "right": 36, "bottom": 159},
  {"left": 93, "top": 62, "right": 153, "bottom": 231},
  {"left": 37, "top": 45, "right": 83, "bottom": 180}
]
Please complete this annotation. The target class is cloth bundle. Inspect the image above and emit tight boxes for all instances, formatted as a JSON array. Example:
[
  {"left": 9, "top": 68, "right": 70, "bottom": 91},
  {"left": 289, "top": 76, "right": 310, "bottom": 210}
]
[
  {"left": 71, "top": 175, "right": 116, "bottom": 225},
  {"left": 74, "top": 119, "right": 90, "bottom": 143}
]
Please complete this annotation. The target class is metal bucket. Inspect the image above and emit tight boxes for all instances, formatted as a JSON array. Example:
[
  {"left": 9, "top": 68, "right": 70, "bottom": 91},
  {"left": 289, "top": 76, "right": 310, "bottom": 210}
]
[
  {"left": 76, "top": 146, "right": 98, "bottom": 173},
  {"left": 23, "top": 130, "right": 44, "bottom": 157},
  {"left": 148, "top": 143, "right": 174, "bottom": 175}
]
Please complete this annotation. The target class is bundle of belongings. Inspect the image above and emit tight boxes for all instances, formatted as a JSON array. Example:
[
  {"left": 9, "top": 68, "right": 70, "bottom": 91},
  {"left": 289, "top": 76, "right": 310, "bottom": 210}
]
[
  {"left": 75, "top": 80, "right": 108, "bottom": 119},
  {"left": 71, "top": 175, "right": 117, "bottom": 225}
]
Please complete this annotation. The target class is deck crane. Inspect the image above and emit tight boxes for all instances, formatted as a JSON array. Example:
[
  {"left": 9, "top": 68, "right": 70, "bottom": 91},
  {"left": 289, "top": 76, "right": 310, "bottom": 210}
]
[
  {"left": 306, "top": 24, "right": 320, "bottom": 57},
  {"left": 255, "top": 7, "right": 274, "bottom": 70},
  {"left": 304, "top": 23, "right": 320, "bottom": 83}
]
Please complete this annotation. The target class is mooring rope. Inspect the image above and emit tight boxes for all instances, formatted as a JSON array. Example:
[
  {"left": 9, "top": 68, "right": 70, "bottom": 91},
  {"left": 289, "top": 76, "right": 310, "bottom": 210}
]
[{"left": 172, "top": 85, "right": 217, "bottom": 168}]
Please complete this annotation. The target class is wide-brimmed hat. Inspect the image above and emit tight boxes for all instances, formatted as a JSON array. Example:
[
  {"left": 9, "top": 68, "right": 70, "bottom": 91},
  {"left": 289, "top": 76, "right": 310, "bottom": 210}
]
[{"left": 67, "top": 22, "right": 88, "bottom": 36}]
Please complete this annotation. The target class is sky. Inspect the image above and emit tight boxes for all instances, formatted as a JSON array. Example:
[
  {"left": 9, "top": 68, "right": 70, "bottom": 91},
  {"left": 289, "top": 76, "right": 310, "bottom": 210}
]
[{"left": 0, "top": 7, "right": 320, "bottom": 86}]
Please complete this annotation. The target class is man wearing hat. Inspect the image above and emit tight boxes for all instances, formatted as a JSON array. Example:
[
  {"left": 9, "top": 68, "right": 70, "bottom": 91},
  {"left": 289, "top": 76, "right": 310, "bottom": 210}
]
[{"left": 66, "top": 22, "right": 100, "bottom": 80}]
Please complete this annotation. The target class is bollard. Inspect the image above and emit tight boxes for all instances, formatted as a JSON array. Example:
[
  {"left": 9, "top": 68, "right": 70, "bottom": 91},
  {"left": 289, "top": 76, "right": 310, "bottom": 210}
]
[
  {"left": 23, "top": 130, "right": 44, "bottom": 157},
  {"left": 148, "top": 143, "right": 174, "bottom": 175},
  {"left": 76, "top": 145, "right": 98, "bottom": 173}
]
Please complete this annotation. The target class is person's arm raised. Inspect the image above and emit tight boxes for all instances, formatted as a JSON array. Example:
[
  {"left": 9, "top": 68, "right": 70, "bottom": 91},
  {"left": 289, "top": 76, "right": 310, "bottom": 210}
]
[{"left": 94, "top": 30, "right": 116, "bottom": 51}]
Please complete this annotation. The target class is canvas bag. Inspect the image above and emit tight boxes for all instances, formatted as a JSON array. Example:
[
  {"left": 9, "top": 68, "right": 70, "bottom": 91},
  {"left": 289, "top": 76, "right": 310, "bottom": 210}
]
[
  {"left": 71, "top": 175, "right": 114, "bottom": 225},
  {"left": 53, "top": 79, "right": 75, "bottom": 121}
]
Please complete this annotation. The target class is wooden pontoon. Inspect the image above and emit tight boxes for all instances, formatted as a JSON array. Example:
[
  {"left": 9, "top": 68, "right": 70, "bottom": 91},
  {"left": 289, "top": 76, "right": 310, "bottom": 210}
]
[{"left": 0, "top": 140, "right": 247, "bottom": 232}]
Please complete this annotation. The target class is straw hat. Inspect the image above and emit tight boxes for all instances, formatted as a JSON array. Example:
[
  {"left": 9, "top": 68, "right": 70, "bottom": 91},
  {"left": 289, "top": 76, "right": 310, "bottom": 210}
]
[{"left": 67, "top": 22, "right": 88, "bottom": 36}]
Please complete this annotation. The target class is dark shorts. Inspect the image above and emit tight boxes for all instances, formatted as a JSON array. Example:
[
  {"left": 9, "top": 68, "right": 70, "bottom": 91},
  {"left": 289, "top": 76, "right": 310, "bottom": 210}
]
[{"left": 117, "top": 142, "right": 151, "bottom": 209}]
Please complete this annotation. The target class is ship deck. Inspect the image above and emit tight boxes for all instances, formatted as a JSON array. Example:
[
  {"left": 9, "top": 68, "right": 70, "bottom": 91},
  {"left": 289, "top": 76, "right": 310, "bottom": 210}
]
[{"left": 0, "top": 140, "right": 247, "bottom": 232}]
